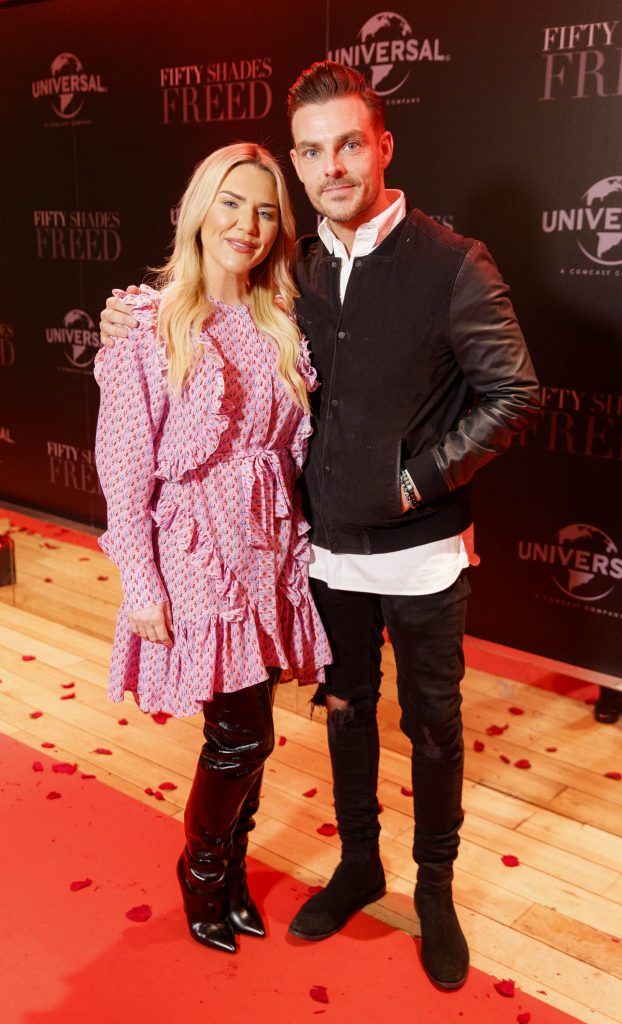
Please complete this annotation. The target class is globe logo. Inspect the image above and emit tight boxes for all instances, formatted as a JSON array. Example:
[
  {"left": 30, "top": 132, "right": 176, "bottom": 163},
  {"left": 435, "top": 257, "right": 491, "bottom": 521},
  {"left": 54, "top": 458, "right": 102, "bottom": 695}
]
[
  {"left": 50, "top": 53, "right": 86, "bottom": 119},
  {"left": 577, "top": 176, "right": 622, "bottom": 266},
  {"left": 357, "top": 13, "right": 414, "bottom": 95},
  {"left": 552, "top": 524, "right": 619, "bottom": 602},
  {"left": 44, "top": 310, "right": 100, "bottom": 369}
]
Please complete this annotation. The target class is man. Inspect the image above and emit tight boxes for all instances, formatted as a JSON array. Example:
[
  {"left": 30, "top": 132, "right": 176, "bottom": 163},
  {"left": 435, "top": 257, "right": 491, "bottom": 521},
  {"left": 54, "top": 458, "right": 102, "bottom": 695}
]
[{"left": 100, "top": 61, "right": 539, "bottom": 990}]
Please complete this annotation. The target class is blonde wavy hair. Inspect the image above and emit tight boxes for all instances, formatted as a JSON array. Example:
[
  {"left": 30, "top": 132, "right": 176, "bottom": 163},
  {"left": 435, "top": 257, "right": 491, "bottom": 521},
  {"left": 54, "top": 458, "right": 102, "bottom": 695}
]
[{"left": 154, "top": 143, "right": 308, "bottom": 411}]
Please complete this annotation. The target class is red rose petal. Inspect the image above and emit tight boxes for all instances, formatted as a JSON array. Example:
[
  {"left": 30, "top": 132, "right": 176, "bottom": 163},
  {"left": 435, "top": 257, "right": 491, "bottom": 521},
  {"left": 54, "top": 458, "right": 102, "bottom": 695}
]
[
  {"left": 60, "top": 693, "right": 76, "bottom": 700},
  {"left": 78, "top": 556, "right": 90, "bottom": 561},
  {"left": 494, "top": 979, "right": 516, "bottom": 997},
  {"left": 144, "top": 787, "right": 154, "bottom": 796},
  {"left": 486, "top": 724, "right": 508, "bottom": 736},
  {"left": 508, "top": 706, "right": 524, "bottom": 715},
  {"left": 52, "top": 762, "right": 77, "bottom": 774},
  {"left": 154, "top": 791, "right": 165, "bottom": 801},
  {"left": 158, "top": 781, "right": 177, "bottom": 791},
  {"left": 32, "top": 761, "right": 44, "bottom": 772},
  {"left": 70, "top": 878, "right": 92, "bottom": 892},
  {"left": 151, "top": 712, "right": 171, "bottom": 725},
  {"left": 473, "top": 740, "right": 485, "bottom": 752},
  {"left": 604, "top": 772, "right": 621, "bottom": 781},
  {"left": 307, "top": 885, "right": 324, "bottom": 895},
  {"left": 125, "top": 904, "right": 152, "bottom": 922},
  {"left": 22, "top": 655, "right": 37, "bottom": 662},
  {"left": 46, "top": 791, "right": 62, "bottom": 800},
  {"left": 501, "top": 855, "right": 520, "bottom": 867},
  {"left": 400, "top": 786, "right": 413, "bottom": 797},
  {"left": 278, "top": 736, "right": 287, "bottom": 746},
  {"left": 93, "top": 748, "right": 112, "bottom": 755},
  {"left": 500, "top": 755, "right": 511, "bottom": 764},
  {"left": 378, "top": 802, "right": 384, "bottom": 813},
  {"left": 303, "top": 787, "right": 318, "bottom": 798},
  {"left": 81, "top": 774, "right": 96, "bottom": 780},
  {"left": 514, "top": 759, "right": 531, "bottom": 770},
  {"left": 310, "top": 986, "right": 329, "bottom": 1005},
  {"left": 118, "top": 718, "right": 129, "bottom": 726},
  {"left": 44, "top": 577, "right": 53, "bottom": 583},
  {"left": 29, "top": 711, "right": 43, "bottom": 719},
  {"left": 545, "top": 746, "right": 557, "bottom": 752},
  {"left": 42, "top": 542, "right": 59, "bottom": 549},
  {"left": 41, "top": 741, "right": 55, "bottom": 749},
  {"left": 517, "top": 1014, "right": 531, "bottom": 1024},
  {"left": 317, "top": 823, "right": 338, "bottom": 837},
  {"left": 61, "top": 682, "right": 75, "bottom": 689},
  {"left": 97, "top": 575, "right": 109, "bottom": 581}
]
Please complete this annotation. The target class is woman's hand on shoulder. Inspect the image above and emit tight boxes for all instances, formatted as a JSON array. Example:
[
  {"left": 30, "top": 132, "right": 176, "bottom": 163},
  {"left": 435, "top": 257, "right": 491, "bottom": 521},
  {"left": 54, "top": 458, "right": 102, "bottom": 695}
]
[
  {"left": 99, "top": 284, "right": 141, "bottom": 348},
  {"left": 127, "top": 600, "right": 173, "bottom": 646}
]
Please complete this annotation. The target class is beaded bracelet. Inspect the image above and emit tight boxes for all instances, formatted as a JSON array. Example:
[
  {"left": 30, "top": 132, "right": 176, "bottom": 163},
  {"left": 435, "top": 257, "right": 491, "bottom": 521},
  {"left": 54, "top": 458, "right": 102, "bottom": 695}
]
[{"left": 400, "top": 468, "right": 420, "bottom": 510}]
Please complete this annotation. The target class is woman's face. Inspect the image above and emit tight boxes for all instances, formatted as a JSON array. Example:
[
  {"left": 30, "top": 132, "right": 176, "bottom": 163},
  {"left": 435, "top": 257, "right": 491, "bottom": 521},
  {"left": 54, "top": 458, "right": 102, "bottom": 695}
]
[{"left": 200, "top": 163, "right": 280, "bottom": 283}]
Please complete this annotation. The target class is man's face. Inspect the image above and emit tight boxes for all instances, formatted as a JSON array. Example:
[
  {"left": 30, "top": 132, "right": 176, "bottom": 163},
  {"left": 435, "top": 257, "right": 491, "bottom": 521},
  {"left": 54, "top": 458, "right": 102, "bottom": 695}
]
[{"left": 290, "top": 95, "right": 393, "bottom": 224}]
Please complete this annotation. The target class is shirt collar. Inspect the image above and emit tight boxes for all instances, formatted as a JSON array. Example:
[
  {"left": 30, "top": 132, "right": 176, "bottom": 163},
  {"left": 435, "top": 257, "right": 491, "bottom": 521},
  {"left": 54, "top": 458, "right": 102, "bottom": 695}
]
[{"left": 318, "top": 189, "right": 406, "bottom": 259}]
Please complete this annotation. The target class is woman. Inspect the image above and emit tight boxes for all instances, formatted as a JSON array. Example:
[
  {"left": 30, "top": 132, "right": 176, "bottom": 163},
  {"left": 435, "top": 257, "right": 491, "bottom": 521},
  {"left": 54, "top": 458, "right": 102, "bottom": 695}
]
[{"left": 94, "top": 143, "right": 331, "bottom": 955}]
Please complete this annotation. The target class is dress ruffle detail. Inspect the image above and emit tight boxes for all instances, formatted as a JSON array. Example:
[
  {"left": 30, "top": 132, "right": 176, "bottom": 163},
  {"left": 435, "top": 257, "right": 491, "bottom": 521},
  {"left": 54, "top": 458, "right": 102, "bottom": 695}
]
[
  {"left": 112, "top": 492, "right": 330, "bottom": 712},
  {"left": 108, "top": 596, "right": 329, "bottom": 715},
  {"left": 297, "top": 334, "right": 319, "bottom": 392},
  {"left": 156, "top": 324, "right": 233, "bottom": 482}
]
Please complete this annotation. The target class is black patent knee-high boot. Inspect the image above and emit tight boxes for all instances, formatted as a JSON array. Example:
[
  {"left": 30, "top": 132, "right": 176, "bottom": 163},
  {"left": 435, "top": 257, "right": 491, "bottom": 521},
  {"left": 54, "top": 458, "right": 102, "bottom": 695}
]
[
  {"left": 178, "top": 680, "right": 275, "bottom": 954},
  {"left": 228, "top": 674, "right": 278, "bottom": 938},
  {"left": 228, "top": 766, "right": 266, "bottom": 937},
  {"left": 289, "top": 703, "right": 386, "bottom": 940}
]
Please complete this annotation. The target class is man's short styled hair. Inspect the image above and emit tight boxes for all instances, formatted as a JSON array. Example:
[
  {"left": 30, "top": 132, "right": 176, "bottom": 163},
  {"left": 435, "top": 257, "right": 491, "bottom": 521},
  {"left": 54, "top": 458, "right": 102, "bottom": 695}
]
[{"left": 287, "top": 61, "right": 386, "bottom": 132}]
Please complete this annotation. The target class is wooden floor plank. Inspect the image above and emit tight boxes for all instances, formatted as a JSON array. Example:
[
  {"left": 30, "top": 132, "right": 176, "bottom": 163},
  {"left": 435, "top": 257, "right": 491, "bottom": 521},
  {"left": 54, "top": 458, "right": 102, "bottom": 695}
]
[
  {"left": 517, "top": 809, "right": 622, "bottom": 874},
  {"left": 514, "top": 903, "right": 622, "bottom": 979},
  {"left": 549, "top": 788, "right": 622, "bottom": 839}
]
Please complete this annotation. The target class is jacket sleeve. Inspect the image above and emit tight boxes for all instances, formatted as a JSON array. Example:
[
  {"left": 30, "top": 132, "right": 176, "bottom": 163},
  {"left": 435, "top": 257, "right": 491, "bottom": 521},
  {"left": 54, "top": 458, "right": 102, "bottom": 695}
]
[
  {"left": 404, "top": 241, "right": 540, "bottom": 502},
  {"left": 94, "top": 326, "right": 169, "bottom": 611}
]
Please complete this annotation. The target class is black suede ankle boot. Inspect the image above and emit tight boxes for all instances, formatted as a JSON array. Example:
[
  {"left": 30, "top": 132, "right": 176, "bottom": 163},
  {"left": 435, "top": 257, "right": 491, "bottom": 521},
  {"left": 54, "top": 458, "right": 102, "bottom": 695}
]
[
  {"left": 289, "top": 856, "right": 386, "bottom": 940},
  {"left": 289, "top": 702, "right": 385, "bottom": 940},
  {"left": 414, "top": 885, "right": 469, "bottom": 990}
]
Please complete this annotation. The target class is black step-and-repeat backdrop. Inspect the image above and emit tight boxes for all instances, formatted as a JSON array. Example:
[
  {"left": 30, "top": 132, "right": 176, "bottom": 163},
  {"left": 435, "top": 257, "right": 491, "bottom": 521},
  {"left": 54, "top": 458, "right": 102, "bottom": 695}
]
[{"left": 1, "top": 0, "right": 620, "bottom": 679}]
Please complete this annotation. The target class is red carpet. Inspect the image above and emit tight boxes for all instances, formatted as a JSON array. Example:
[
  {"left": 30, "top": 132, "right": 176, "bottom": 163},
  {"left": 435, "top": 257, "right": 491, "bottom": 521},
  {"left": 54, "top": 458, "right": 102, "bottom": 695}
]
[
  {"left": 1, "top": 734, "right": 580, "bottom": 1024},
  {"left": 0, "top": 508, "right": 101, "bottom": 552}
]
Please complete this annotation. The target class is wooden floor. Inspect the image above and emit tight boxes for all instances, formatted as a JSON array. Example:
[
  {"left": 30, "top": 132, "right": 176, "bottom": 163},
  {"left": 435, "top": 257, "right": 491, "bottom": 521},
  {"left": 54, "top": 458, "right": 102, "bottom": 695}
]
[{"left": 0, "top": 514, "right": 621, "bottom": 1024}]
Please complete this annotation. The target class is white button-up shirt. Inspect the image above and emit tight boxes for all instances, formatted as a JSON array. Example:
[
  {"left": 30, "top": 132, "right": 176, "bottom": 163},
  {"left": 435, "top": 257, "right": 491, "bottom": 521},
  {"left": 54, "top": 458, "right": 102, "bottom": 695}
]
[{"left": 308, "top": 190, "right": 472, "bottom": 595}]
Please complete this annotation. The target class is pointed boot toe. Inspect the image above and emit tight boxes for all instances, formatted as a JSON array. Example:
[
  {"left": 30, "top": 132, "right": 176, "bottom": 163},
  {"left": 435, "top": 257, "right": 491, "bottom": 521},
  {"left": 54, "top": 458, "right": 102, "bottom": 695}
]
[
  {"left": 229, "top": 898, "right": 266, "bottom": 938},
  {"left": 188, "top": 918, "right": 238, "bottom": 954}
]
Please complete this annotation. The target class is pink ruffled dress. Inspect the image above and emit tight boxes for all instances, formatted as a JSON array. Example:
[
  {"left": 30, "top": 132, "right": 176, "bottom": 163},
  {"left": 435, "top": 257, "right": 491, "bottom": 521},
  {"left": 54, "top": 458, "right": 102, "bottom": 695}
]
[{"left": 94, "top": 285, "right": 332, "bottom": 717}]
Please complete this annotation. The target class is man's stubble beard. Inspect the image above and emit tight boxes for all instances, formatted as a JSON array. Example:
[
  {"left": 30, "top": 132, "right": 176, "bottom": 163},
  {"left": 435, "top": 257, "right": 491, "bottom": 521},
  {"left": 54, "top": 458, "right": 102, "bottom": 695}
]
[{"left": 308, "top": 179, "right": 382, "bottom": 225}]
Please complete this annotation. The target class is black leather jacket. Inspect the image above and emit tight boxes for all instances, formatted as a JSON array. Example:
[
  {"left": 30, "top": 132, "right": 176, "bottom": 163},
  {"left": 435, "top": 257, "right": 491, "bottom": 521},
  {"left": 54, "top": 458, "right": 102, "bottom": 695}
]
[{"left": 292, "top": 209, "right": 539, "bottom": 555}]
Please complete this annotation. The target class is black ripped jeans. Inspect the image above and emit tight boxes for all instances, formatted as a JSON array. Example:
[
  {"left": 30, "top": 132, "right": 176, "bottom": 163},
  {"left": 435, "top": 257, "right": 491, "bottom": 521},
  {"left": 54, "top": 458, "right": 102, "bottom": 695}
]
[{"left": 311, "top": 568, "right": 470, "bottom": 891}]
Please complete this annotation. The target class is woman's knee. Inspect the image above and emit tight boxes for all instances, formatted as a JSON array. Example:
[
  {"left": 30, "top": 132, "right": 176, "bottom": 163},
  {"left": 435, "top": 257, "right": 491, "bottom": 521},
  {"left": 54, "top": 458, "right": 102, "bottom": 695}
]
[{"left": 203, "top": 681, "right": 275, "bottom": 762}]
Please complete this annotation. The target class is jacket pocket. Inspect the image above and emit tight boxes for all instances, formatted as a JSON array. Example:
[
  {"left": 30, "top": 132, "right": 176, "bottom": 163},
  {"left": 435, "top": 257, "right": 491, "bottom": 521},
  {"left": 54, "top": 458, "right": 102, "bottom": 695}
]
[{"left": 329, "top": 438, "right": 404, "bottom": 528}]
